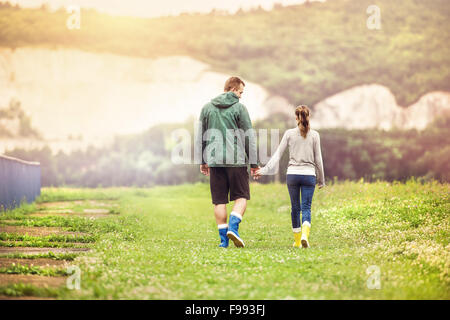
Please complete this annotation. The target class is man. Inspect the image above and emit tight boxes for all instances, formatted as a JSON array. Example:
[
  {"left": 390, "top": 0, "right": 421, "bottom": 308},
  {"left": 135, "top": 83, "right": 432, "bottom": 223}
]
[{"left": 197, "top": 76, "right": 259, "bottom": 248}]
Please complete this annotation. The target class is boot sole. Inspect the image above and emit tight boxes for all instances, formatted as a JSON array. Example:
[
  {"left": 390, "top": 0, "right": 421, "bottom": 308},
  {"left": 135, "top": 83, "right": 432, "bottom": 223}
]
[{"left": 227, "top": 231, "right": 245, "bottom": 248}]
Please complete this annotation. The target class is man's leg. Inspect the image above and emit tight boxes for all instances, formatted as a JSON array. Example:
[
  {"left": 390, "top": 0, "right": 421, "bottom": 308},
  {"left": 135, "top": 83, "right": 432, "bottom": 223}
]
[
  {"left": 227, "top": 198, "right": 247, "bottom": 247},
  {"left": 215, "top": 204, "right": 229, "bottom": 248},
  {"left": 226, "top": 167, "right": 250, "bottom": 247},
  {"left": 210, "top": 167, "right": 230, "bottom": 247},
  {"left": 232, "top": 198, "right": 247, "bottom": 217},
  {"left": 227, "top": 201, "right": 245, "bottom": 247},
  {"left": 214, "top": 204, "right": 227, "bottom": 225}
]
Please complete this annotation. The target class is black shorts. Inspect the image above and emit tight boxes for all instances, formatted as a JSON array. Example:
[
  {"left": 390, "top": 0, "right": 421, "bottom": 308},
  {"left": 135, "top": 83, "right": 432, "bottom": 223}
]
[{"left": 209, "top": 167, "right": 250, "bottom": 205}]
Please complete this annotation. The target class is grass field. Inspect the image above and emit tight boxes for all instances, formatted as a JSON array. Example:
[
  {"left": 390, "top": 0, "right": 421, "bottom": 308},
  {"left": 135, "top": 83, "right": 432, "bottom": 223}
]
[{"left": 0, "top": 180, "right": 449, "bottom": 299}]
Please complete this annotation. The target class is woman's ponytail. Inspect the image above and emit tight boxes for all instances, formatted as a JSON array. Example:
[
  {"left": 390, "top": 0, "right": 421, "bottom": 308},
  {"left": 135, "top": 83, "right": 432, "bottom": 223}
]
[{"left": 295, "top": 105, "right": 310, "bottom": 138}]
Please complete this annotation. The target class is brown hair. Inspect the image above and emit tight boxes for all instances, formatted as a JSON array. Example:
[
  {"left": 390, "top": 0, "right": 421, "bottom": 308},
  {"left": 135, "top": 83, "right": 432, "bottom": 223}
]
[
  {"left": 224, "top": 76, "right": 245, "bottom": 92},
  {"left": 295, "top": 105, "right": 310, "bottom": 138}
]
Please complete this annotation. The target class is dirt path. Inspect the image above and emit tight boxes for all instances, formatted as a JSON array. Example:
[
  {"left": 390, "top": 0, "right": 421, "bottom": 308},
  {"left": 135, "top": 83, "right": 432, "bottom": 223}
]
[
  {"left": 0, "top": 295, "right": 56, "bottom": 300},
  {"left": 0, "top": 225, "right": 90, "bottom": 237},
  {"left": 0, "top": 258, "right": 70, "bottom": 268},
  {"left": 37, "top": 200, "right": 118, "bottom": 209},
  {"left": 0, "top": 274, "right": 66, "bottom": 288},
  {"left": 0, "top": 199, "right": 120, "bottom": 299},
  {"left": 0, "top": 247, "right": 90, "bottom": 255},
  {"left": 29, "top": 211, "right": 110, "bottom": 218}
]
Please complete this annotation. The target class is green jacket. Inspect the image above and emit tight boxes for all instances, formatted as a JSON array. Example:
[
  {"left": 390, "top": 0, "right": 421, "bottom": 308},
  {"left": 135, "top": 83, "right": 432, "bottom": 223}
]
[{"left": 197, "top": 92, "right": 258, "bottom": 168}]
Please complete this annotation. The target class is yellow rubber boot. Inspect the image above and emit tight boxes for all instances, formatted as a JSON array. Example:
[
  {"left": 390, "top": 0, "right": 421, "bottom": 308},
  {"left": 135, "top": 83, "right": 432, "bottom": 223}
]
[
  {"left": 301, "top": 223, "right": 311, "bottom": 248},
  {"left": 293, "top": 232, "right": 301, "bottom": 248}
]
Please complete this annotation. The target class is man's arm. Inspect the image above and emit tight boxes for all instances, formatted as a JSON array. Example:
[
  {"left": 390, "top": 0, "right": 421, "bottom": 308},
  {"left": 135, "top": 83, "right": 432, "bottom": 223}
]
[
  {"left": 196, "top": 107, "right": 209, "bottom": 176},
  {"left": 238, "top": 104, "right": 259, "bottom": 170}
]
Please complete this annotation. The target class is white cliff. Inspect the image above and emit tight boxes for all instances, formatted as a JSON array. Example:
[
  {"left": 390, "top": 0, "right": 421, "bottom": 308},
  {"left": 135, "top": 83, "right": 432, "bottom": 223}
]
[
  {"left": 310, "top": 84, "right": 450, "bottom": 130},
  {"left": 0, "top": 47, "right": 291, "bottom": 153},
  {"left": 1, "top": 48, "right": 448, "bottom": 155}
]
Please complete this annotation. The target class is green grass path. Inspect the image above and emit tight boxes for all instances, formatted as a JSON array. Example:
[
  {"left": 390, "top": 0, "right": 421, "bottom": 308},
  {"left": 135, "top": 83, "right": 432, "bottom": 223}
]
[
  {"left": 37, "top": 180, "right": 448, "bottom": 300},
  {"left": 2, "top": 181, "right": 447, "bottom": 299}
]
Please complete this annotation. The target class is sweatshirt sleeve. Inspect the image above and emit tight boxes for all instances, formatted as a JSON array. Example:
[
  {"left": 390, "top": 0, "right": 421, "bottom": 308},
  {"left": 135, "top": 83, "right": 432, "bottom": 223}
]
[
  {"left": 195, "top": 107, "right": 208, "bottom": 165},
  {"left": 238, "top": 104, "right": 259, "bottom": 168},
  {"left": 259, "top": 130, "right": 289, "bottom": 175},
  {"left": 314, "top": 132, "right": 325, "bottom": 185}
]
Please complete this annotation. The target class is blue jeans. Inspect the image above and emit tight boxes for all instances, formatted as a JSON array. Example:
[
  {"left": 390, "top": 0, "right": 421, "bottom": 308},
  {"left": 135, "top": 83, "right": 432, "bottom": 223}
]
[{"left": 286, "top": 174, "right": 316, "bottom": 228}]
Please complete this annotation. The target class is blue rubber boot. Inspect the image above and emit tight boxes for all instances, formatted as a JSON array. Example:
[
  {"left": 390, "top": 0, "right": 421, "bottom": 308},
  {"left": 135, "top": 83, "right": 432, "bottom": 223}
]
[
  {"left": 219, "top": 227, "right": 229, "bottom": 248},
  {"left": 227, "top": 214, "right": 245, "bottom": 247}
]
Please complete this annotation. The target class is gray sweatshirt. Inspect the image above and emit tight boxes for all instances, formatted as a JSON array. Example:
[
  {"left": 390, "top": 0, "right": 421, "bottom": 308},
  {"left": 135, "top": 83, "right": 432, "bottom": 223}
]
[{"left": 259, "top": 128, "right": 325, "bottom": 185}]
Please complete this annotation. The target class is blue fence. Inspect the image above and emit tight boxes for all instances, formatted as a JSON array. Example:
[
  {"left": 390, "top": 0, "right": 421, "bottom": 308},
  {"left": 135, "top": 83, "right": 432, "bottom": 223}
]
[{"left": 0, "top": 154, "right": 41, "bottom": 212}]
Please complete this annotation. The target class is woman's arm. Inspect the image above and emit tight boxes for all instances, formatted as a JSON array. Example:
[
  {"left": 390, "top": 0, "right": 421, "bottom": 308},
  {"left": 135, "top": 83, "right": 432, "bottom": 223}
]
[
  {"left": 258, "top": 130, "right": 289, "bottom": 175},
  {"left": 314, "top": 132, "right": 325, "bottom": 187}
]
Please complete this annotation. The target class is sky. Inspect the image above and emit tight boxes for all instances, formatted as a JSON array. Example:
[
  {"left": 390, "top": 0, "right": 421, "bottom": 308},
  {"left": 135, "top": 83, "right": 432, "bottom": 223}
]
[{"left": 1, "top": 0, "right": 326, "bottom": 18}]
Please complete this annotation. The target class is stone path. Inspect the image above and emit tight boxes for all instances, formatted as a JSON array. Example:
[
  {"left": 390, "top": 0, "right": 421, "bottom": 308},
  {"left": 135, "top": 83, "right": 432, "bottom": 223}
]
[
  {"left": 28, "top": 211, "right": 110, "bottom": 218},
  {"left": 0, "top": 274, "right": 66, "bottom": 288},
  {"left": 37, "top": 200, "right": 118, "bottom": 209},
  {"left": 0, "top": 199, "right": 120, "bottom": 299},
  {"left": 0, "top": 247, "right": 91, "bottom": 255},
  {"left": 0, "top": 258, "right": 70, "bottom": 268},
  {"left": 0, "top": 295, "right": 56, "bottom": 300},
  {"left": 0, "top": 225, "right": 90, "bottom": 237}
]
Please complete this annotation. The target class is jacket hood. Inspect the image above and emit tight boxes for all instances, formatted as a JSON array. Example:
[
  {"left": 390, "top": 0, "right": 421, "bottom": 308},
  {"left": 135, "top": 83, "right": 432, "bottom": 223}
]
[{"left": 211, "top": 92, "right": 239, "bottom": 108}]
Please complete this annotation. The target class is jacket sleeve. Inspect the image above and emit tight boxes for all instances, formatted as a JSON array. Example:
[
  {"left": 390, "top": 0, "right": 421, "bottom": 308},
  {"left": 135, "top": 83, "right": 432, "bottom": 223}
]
[
  {"left": 238, "top": 104, "right": 259, "bottom": 168},
  {"left": 195, "top": 107, "right": 208, "bottom": 165},
  {"left": 259, "top": 130, "right": 288, "bottom": 175},
  {"left": 314, "top": 132, "right": 325, "bottom": 186}
]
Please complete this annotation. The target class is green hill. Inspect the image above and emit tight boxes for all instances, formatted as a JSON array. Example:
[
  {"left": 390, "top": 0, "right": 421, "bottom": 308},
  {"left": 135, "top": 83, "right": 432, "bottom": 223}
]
[{"left": 1, "top": 0, "right": 449, "bottom": 106}]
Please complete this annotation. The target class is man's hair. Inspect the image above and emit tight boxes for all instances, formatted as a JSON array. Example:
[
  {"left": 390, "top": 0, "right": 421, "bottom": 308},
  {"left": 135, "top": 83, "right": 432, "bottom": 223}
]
[{"left": 224, "top": 77, "right": 245, "bottom": 92}]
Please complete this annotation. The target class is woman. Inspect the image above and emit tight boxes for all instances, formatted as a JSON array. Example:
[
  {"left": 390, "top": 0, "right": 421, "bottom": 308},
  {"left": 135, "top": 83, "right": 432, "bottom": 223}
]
[{"left": 255, "top": 105, "right": 325, "bottom": 248}]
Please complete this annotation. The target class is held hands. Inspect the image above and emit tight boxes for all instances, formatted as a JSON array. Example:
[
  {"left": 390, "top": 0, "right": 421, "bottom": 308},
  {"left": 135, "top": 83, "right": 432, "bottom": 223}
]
[
  {"left": 251, "top": 167, "right": 263, "bottom": 180},
  {"left": 201, "top": 164, "right": 264, "bottom": 180},
  {"left": 200, "top": 164, "right": 210, "bottom": 176}
]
